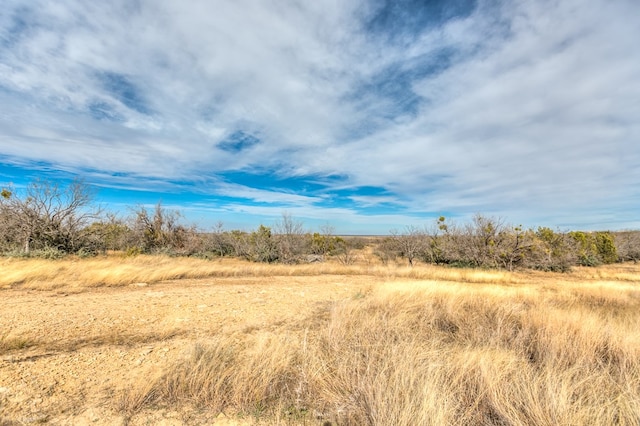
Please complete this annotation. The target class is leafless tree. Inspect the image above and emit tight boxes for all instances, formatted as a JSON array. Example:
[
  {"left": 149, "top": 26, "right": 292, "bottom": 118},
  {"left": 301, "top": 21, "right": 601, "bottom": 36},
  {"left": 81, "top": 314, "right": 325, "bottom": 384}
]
[
  {"left": 614, "top": 231, "right": 640, "bottom": 263},
  {"left": 228, "top": 230, "right": 250, "bottom": 259},
  {"left": 459, "top": 214, "right": 508, "bottom": 268},
  {"left": 205, "top": 221, "right": 234, "bottom": 257},
  {"left": 335, "top": 238, "right": 356, "bottom": 265},
  {"left": 130, "top": 202, "right": 191, "bottom": 253},
  {"left": 390, "top": 226, "right": 425, "bottom": 266},
  {"left": 0, "top": 179, "right": 101, "bottom": 254},
  {"left": 274, "top": 212, "right": 307, "bottom": 263}
]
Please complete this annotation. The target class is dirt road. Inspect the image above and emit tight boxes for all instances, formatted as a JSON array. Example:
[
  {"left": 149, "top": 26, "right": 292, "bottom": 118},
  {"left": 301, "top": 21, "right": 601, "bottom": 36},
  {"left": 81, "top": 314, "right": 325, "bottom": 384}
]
[{"left": 0, "top": 275, "right": 375, "bottom": 425}]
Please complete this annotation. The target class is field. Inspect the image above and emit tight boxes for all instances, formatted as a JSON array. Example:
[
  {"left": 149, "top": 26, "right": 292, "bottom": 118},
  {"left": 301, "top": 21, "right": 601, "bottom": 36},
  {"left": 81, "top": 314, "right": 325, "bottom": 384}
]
[{"left": 1, "top": 254, "right": 639, "bottom": 425}]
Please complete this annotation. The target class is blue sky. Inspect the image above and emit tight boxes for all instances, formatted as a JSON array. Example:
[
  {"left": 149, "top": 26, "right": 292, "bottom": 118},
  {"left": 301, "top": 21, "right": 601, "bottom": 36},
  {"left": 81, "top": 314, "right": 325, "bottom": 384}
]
[{"left": 0, "top": 0, "right": 638, "bottom": 234}]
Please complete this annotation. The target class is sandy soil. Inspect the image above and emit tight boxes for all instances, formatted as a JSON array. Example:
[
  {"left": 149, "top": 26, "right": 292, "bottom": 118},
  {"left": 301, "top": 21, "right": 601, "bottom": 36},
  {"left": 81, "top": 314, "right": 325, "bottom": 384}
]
[{"left": 0, "top": 275, "right": 375, "bottom": 425}]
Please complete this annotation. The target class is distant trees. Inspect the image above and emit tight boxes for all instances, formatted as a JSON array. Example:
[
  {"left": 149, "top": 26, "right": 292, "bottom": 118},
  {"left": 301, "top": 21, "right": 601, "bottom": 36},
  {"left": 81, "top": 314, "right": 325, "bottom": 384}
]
[
  {"left": 205, "top": 221, "right": 235, "bottom": 258},
  {"left": 0, "top": 179, "right": 637, "bottom": 271},
  {"left": 129, "top": 202, "right": 196, "bottom": 254},
  {"left": 83, "top": 214, "right": 130, "bottom": 252},
  {"left": 377, "top": 215, "right": 627, "bottom": 272},
  {"left": 530, "top": 227, "right": 576, "bottom": 272},
  {"left": 309, "top": 224, "right": 343, "bottom": 257}
]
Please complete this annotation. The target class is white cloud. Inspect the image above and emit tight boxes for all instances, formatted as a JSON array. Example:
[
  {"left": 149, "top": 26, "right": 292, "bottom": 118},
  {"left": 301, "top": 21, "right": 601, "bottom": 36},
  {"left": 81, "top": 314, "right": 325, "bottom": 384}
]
[
  {"left": 0, "top": 0, "right": 638, "bottom": 230},
  {"left": 213, "top": 182, "right": 322, "bottom": 206}
]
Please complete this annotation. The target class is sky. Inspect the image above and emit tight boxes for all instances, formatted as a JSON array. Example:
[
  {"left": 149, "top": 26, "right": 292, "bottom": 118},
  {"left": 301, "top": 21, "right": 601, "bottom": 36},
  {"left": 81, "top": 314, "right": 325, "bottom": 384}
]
[{"left": 0, "top": 0, "right": 638, "bottom": 234}]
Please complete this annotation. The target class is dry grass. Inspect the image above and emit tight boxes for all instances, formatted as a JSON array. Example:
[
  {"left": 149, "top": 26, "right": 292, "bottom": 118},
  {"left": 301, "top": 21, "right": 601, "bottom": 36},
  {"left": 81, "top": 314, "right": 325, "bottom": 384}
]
[
  {"left": 2, "top": 252, "right": 619, "bottom": 291},
  {"left": 0, "top": 329, "right": 35, "bottom": 352},
  {"left": 3, "top": 255, "right": 640, "bottom": 425},
  {"left": 570, "top": 262, "right": 640, "bottom": 282},
  {"left": 119, "top": 271, "right": 640, "bottom": 425}
]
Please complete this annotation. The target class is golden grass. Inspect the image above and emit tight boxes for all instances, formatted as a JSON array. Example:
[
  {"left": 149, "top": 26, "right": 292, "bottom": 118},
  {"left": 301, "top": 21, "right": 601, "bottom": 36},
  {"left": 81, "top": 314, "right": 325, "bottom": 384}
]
[
  {"left": 0, "top": 329, "right": 35, "bottom": 352},
  {"left": 571, "top": 262, "right": 640, "bottom": 282},
  {"left": 0, "top": 253, "right": 605, "bottom": 291},
  {"left": 3, "top": 255, "right": 640, "bottom": 424},
  {"left": 118, "top": 270, "right": 640, "bottom": 425}
]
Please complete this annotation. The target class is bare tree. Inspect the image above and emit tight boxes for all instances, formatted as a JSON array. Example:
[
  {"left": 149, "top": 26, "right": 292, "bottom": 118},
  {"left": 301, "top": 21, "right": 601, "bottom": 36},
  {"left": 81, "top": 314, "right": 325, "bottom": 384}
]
[
  {"left": 497, "top": 225, "right": 537, "bottom": 271},
  {"left": 130, "top": 202, "right": 190, "bottom": 253},
  {"left": 390, "top": 226, "right": 425, "bottom": 266},
  {"left": 615, "top": 231, "right": 640, "bottom": 263},
  {"left": 206, "top": 221, "right": 234, "bottom": 257},
  {"left": 274, "top": 212, "right": 307, "bottom": 263},
  {"left": 0, "top": 179, "right": 101, "bottom": 254},
  {"left": 461, "top": 214, "right": 507, "bottom": 268},
  {"left": 423, "top": 216, "right": 456, "bottom": 265},
  {"left": 317, "top": 223, "right": 336, "bottom": 256},
  {"left": 335, "top": 237, "right": 356, "bottom": 265},
  {"left": 228, "top": 230, "right": 250, "bottom": 259}
]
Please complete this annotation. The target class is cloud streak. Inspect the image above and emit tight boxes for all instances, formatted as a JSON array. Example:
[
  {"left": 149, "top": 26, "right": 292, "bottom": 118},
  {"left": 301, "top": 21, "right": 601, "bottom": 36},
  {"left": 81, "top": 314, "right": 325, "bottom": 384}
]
[{"left": 0, "top": 0, "right": 638, "bottom": 232}]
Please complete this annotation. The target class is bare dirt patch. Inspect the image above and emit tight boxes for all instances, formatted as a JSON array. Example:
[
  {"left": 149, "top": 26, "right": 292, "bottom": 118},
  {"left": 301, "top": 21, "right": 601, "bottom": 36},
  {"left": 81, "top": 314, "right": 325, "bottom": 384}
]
[{"left": 0, "top": 275, "right": 374, "bottom": 425}]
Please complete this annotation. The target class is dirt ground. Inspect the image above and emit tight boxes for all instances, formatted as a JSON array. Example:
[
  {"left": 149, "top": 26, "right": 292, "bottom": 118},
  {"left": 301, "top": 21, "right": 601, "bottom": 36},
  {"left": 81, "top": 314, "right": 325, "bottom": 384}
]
[{"left": 0, "top": 275, "right": 376, "bottom": 425}]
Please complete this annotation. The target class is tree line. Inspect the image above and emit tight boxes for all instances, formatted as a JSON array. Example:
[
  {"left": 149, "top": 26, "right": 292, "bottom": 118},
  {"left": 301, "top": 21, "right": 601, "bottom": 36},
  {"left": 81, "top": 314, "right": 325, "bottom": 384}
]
[
  {"left": 1, "top": 179, "right": 638, "bottom": 270},
  {"left": 382, "top": 216, "right": 635, "bottom": 272}
]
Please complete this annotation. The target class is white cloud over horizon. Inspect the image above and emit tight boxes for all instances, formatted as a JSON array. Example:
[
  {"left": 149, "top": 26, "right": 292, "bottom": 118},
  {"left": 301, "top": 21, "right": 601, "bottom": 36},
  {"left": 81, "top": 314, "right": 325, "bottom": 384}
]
[{"left": 0, "top": 0, "right": 638, "bottom": 232}]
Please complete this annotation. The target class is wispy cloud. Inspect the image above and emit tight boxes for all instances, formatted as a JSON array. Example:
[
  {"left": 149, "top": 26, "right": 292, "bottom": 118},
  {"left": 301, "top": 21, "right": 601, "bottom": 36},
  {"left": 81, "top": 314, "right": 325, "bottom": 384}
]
[{"left": 0, "top": 0, "right": 638, "bottom": 232}]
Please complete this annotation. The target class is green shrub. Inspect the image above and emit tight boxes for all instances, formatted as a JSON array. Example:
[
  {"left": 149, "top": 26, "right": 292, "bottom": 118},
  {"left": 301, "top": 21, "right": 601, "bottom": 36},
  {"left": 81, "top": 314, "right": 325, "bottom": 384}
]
[
  {"left": 125, "top": 246, "right": 143, "bottom": 257},
  {"left": 594, "top": 232, "right": 618, "bottom": 264}
]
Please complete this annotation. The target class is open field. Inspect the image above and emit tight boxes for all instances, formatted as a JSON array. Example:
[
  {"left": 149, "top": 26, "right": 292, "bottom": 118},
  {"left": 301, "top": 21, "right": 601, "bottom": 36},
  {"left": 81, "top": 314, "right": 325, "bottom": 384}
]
[{"left": 1, "top": 255, "right": 640, "bottom": 425}]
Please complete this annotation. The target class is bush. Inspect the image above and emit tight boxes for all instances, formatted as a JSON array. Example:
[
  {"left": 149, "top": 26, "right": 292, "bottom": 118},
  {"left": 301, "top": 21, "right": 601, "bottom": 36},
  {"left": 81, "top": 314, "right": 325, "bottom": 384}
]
[
  {"left": 76, "top": 247, "right": 97, "bottom": 259},
  {"left": 125, "top": 246, "right": 143, "bottom": 257},
  {"left": 595, "top": 232, "right": 618, "bottom": 264},
  {"left": 29, "top": 247, "right": 67, "bottom": 260}
]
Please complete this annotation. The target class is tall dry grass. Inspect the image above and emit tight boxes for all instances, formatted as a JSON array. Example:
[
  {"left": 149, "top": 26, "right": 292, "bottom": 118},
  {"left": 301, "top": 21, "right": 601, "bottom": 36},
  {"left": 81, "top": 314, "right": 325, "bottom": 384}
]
[
  {"left": 0, "top": 254, "right": 531, "bottom": 291},
  {"left": 119, "top": 278, "right": 640, "bottom": 425}
]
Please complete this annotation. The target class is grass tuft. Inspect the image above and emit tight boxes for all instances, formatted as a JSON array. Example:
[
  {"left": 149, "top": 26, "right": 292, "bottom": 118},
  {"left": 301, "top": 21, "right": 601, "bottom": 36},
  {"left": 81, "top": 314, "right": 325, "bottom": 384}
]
[{"left": 0, "top": 329, "right": 36, "bottom": 353}]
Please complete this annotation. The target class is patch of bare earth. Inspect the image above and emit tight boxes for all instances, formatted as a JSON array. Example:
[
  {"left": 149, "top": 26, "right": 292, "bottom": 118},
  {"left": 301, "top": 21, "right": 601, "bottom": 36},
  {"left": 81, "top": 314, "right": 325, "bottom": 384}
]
[{"left": 0, "top": 275, "right": 373, "bottom": 425}]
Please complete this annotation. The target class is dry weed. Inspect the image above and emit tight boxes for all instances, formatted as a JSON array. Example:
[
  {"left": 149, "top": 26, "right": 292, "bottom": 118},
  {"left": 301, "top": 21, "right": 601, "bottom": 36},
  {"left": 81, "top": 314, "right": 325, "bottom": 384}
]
[{"left": 120, "top": 274, "right": 640, "bottom": 425}]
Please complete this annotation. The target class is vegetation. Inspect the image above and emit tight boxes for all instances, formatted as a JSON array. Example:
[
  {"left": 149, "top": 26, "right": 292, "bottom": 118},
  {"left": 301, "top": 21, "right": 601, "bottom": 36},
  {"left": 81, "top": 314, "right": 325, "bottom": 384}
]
[
  {"left": 1, "top": 179, "right": 639, "bottom": 272},
  {"left": 114, "top": 268, "right": 640, "bottom": 425},
  {"left": 2, "top": 180, "right": 638, "bottom": 425},
  {"left": 0, "top": 179, "right": 102, "bottom": 255},
  {"left": 1, "top": 238, "right": 639, "bottom": 424}
]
